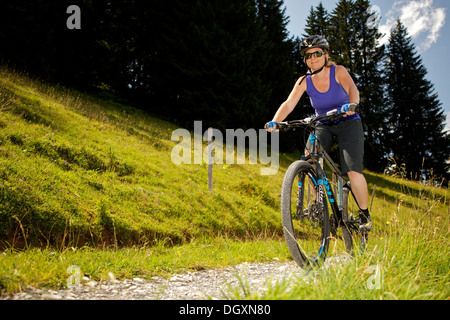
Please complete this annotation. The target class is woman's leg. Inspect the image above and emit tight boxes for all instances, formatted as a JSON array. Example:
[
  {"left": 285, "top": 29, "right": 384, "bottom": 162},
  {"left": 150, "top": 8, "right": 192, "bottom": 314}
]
[{"left": 347, "top": 171, "right": 368, "bottom": 210}]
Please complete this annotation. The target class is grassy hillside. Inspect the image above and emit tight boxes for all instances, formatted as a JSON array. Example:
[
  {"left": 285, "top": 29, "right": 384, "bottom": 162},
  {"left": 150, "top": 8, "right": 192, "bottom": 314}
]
[
  {"left": 1, "top": 67, "right": 448, "bottom": 299},
  {"left": 0, "top": 66, "right": 289, "bottom": 249}
]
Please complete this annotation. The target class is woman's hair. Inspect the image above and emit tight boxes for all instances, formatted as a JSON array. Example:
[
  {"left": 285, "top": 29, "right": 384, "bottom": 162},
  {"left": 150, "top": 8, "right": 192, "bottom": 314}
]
[
  {"left": 325, "top": 50, "right": 337, "bottom": 67},
  {"left": 326, "top": 59, "right": 337, "bottom": 67}
]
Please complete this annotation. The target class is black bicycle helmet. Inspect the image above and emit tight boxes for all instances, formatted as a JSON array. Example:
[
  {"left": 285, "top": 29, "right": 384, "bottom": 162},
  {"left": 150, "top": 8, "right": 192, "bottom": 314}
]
[{"left": 300, "top": 35, "right": 330, "bottom": 56}]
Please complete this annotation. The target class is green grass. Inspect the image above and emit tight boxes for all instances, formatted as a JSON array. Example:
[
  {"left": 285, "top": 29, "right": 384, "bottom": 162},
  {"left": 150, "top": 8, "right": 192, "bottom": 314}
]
[
  {"left": 0, "top": 66, "right": 285, "bottom": 249},
  {"left": 0, "top": 238, "right": 291, "bottom": 294},
  {"left": 0, "top": 66, "right": 449, "bottom": 299},
  {"left": 235, "top": 221, "right": 449, "bottom": 300}
]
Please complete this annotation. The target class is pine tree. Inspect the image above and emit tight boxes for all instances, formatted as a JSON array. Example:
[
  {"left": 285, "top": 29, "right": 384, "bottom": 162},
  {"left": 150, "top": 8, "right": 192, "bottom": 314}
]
[
  {"left": 385, "top": 20, "right": 449, "bottom": 179},
  {"left": 153, "top": 0, "right": 274, "bottom": 130},
  {"left": 328, "top": 0, "right": 356, "bottom": 70},
  {"left": 255, "top": 0, "right": 296, "bottom": 125},
  {"left": 351, "top": 0, "right": 389, "bottom": 171},
  {"left": 0, "top": 0, "right": 108, "bottom": 89},
  {"left": 304, "top": 2, "right": 330, "bottom": 37}
]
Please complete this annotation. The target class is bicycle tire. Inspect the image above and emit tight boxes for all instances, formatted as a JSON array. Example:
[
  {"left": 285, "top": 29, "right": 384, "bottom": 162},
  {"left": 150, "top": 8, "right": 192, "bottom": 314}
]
[
  {"left": 342, "top": 187, "right": 369, "bottom": 253},
  {"left": 341, "top": 187, "right": 355, "bottom": 254},
  {"left": 281, "top": 160, "right": 330, "bottom": 268}
]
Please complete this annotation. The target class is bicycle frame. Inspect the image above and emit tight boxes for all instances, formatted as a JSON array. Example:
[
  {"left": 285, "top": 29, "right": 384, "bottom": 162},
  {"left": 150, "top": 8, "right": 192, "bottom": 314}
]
[{"left": 302, "top": 132, "right": 361, "bottom": 232}]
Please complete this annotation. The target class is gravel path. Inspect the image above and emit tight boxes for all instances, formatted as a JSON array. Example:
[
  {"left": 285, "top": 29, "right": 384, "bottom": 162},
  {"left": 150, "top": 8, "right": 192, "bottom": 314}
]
[{"left": 5, "top": 257, "right": 350, "bottom": 300}]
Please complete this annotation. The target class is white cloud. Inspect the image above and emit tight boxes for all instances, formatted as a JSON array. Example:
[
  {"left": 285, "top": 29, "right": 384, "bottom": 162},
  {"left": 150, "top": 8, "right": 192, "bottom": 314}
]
[{"left": 379, "top": 0, "right": 446, "bottom": 52}]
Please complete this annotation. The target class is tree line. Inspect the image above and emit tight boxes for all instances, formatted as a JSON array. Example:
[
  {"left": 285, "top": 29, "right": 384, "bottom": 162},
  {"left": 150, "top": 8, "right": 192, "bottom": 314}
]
[{"left": 1, "top": 0, "right": 448, "bottom": 180}]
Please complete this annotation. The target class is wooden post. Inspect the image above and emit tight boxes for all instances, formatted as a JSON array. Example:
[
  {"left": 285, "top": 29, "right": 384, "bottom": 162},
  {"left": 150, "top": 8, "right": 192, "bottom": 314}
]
[
  {"left": 208, "top": 127, "right": 213, "bottom": 191},
  {"left": 428, "top": 202, "right": 432, "bottom": 225},
  {"left": 396, "top": 194, "right": 399, "bottom": 216}
]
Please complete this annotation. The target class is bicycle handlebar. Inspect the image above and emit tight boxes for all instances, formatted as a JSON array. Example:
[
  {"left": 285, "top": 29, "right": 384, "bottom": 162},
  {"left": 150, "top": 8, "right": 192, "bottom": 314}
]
[{"left": 265, "top": 104, "right": 359, "bottom": 131}]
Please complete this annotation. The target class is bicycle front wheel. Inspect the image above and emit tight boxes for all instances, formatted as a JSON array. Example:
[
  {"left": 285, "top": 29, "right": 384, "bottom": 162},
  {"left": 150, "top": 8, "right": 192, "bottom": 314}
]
[{"left": 281, "top": 160, "right": 330, "bottom": 269}]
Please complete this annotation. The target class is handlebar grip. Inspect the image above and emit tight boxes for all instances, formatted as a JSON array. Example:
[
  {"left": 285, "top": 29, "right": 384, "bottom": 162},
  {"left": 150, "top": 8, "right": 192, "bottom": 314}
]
[
  {"left": 264, "top": 121, "right": 278, "bottom": 130},
  {"left": 341, "top": 103, "right": 359, "bottom": 113}
]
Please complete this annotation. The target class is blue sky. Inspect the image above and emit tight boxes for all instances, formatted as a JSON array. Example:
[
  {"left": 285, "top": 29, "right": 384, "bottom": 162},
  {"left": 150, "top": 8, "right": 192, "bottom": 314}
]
[{"left": 283, "top": 0, "right": 449, "bottom": 131}]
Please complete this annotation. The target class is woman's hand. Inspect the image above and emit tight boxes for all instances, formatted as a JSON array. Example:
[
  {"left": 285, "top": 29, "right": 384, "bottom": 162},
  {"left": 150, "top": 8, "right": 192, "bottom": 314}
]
[
  {"left": 265, "top": 121, "right": 278, "bottom": 132},
  {"left": 341, "top": 103, "right": 359, "bottom": 117}
]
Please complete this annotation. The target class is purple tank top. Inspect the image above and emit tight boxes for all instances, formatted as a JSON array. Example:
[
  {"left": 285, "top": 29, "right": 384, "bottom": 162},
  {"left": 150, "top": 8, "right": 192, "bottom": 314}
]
[{"left": 306, "top": 66, "right": 360, "bottom": 121}]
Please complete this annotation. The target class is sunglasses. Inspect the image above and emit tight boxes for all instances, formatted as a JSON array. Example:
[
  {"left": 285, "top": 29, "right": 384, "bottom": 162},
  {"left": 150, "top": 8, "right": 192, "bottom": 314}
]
[{"left": 305, "top": 51, "right": 327, "bottom": 60}]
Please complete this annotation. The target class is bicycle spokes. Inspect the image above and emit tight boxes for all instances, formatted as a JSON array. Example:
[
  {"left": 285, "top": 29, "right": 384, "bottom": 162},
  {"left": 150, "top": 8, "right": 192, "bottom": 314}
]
[{"left": 288, "top": 170, "right": 329, "bottom": 263}]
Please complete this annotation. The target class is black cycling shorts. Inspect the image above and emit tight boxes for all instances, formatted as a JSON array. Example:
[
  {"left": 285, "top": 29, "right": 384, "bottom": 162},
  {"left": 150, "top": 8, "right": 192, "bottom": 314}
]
[{"left": 306, "top": 119, "right": 364, "bottom": 175}]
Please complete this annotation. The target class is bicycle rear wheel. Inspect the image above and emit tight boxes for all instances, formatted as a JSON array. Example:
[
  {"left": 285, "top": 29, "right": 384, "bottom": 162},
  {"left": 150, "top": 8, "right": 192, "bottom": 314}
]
[
  {"left": 341, "top": 186, "right": 355, "bottom": 253},
  {"left": 281, "top": 160, "right": 330, "bottom": 269},
  {"left": 342, "top": 186, "right": 368, "bottom": 253}
]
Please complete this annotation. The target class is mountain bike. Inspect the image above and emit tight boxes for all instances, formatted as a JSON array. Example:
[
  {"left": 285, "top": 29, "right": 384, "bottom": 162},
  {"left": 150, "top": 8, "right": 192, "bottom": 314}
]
[{"left": 267, "top": 105, "right": 370, "bottom": 269}]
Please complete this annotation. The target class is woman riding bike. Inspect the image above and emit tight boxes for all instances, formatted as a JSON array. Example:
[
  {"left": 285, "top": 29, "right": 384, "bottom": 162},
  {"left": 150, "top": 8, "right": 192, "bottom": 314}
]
[{"left": 267, "top": 35, "right": 372, "bottom": 231}]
